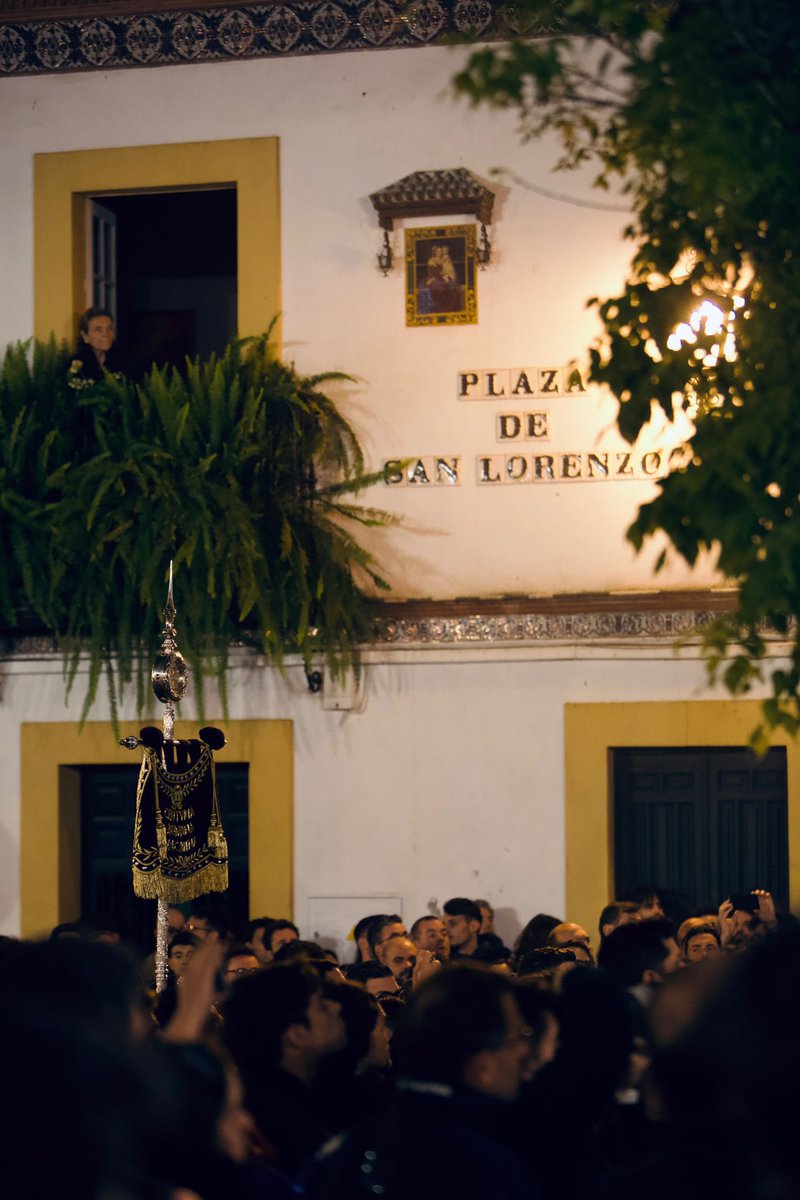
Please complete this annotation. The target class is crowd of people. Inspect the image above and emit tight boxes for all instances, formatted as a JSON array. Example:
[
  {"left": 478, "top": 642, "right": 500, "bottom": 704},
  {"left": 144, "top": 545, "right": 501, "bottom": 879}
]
[{"left": 4, "top": 885, "right": 799, "bottom": 1200}]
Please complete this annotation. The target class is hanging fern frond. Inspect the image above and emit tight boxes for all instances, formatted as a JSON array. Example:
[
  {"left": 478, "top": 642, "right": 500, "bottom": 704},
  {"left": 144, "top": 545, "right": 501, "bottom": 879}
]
[{"left": 0, "top": 329, "right": 394, "bottom": 725}]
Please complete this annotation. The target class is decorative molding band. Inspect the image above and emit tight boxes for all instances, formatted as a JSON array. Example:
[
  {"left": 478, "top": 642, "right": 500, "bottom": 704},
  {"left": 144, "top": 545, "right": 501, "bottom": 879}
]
[
  {"left": 372, "top": 608, "right": 720, "bottom": 646},
  {"left": 0, "top": 0, "right": 559, "bottom": 78},
  {"left": 367, "top": 592, "right": 740, "bottom": 645},
  {"left": 4, "top": 591, "right": 781, "bottom": 661},
  {"left": 0, "top": 634, "right": 60, "bottom": 656},
  {"left": 0, "top": 613, "right": 718, "bottom": 662}
]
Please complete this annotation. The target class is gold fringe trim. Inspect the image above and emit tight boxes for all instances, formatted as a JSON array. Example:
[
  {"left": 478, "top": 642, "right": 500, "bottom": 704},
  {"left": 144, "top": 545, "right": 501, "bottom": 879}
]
[
  {"left": 132, "top": 862, "right": 229, "bottom": 903},
  {"left": 207, "top": 826, "right": 228, "bottom": 857}
]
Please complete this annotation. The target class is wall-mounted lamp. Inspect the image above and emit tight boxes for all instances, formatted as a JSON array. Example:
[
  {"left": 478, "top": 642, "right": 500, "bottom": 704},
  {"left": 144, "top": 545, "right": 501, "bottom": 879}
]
[
  {"left": 377, "top": 230, "right": 393, "bottom": 276},
  {"left": 304, "top": 667, "right": 323, "bottom": 693},
  {"left": 369, "top": 168, "right": 496, "bottom": 278},
  {"left": 476, "top": 223, "right": 492, "bottom": 269}
]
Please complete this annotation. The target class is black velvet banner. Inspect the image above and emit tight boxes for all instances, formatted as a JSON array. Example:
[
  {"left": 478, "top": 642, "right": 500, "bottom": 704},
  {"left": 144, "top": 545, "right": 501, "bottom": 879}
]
[{"left": 132, "top": 734, "right": 228, "bottom": 902}]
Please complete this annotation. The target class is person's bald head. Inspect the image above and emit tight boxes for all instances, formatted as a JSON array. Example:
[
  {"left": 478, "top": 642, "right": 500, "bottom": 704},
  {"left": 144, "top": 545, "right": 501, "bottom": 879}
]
[
  {"left": 547, "top": 923, "right": 594, "bottom": 964},
  {"left": 376, "top": 935, "right": 417, "bottom": 984}
]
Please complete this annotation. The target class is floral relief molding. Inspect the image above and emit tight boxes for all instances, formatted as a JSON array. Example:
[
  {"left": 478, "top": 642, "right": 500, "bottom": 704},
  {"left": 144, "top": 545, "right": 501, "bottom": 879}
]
[{"left": 4, "top": 593, "right": 789, "bottom": 661}]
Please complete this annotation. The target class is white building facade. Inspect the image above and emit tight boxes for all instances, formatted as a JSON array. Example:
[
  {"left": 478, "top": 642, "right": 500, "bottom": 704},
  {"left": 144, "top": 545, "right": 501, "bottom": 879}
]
[{"left": 0, "top": 5, "right": 790, "bottom": 952}]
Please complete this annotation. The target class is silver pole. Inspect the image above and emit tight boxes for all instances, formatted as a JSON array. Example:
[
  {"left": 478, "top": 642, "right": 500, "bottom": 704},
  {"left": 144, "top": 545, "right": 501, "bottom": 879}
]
[{"left": 151, "top": 562, "right": 189, "bottom": 993}]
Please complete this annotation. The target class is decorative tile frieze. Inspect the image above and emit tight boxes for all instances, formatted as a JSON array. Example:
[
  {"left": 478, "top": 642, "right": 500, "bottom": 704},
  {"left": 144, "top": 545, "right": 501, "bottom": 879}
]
[
  {"left": 357, "top": 0, "right": 393, "bottom": 45},
  {"left": 80, "top": 14, "right": 116, "bottom": 60},
  {"left": 453, "top": 0, "right": 492, "bottom": 37},
  {"left": 125, "top": 13, "right": 161, "bottom": 58},
  {"left": 0, "top": 22, "right": 26, "bottom": 66},
  {"left": 404, "top": 0, "right": 445, "bottom": 42},
  {"left": 171, "top": 9, "right": 207, "bottom": 55},
  {"left": 0, "top": 0, "right": 561, "bottom": 76}
]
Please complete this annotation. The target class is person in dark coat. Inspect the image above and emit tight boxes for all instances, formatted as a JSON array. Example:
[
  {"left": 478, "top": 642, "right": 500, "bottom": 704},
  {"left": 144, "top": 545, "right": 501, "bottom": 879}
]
[
  {"left": 305, "top": 965, "right": 541, "bottom": 1200},
  {"left": 70, "top": 305, "right": 127, "bottom": 383},
  {"left": 223, "top": 960, "right": 346, "bottom": 1179}
]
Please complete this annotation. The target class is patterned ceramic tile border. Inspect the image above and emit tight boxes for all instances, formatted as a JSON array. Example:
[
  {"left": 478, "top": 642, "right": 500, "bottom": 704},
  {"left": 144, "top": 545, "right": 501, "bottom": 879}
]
[{"left": 0, "top": 1, "right": 560, "bottom": 77}]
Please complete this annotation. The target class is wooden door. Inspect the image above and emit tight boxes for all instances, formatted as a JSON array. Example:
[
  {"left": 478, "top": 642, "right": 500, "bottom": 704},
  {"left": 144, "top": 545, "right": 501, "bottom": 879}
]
[
  {"left": 85, "top": 198, "right": 118, "bottom": 318},
  {"left": 613, "top": 746, "right": 788, "bottom": 911}
]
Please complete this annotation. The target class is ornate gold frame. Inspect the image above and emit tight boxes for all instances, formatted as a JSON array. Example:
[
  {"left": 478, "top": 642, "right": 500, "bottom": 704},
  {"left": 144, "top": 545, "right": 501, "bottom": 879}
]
[{"left": 405, "top": 224, "right": 477, "bottom": 328}]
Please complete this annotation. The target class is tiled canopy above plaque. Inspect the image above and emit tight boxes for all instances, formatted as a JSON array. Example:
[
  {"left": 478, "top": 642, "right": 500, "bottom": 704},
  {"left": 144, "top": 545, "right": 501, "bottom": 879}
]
[{"left": 369, "top": 169, "right": 495, "bottom": 231}]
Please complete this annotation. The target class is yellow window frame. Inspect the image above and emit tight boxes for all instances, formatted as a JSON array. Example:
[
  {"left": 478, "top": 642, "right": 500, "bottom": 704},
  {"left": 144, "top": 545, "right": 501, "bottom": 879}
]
[{"left": 34, "top": 136, "right": 280, "bottom": 348}]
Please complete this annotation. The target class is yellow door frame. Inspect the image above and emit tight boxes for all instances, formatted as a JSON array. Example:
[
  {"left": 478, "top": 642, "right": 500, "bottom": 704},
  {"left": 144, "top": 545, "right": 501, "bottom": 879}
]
[
  {"left": 565, "top": 700, "right": 800, "bottom": 938},
  {"left": 20, "top": 719, "right": 293, "bottom": 939}
]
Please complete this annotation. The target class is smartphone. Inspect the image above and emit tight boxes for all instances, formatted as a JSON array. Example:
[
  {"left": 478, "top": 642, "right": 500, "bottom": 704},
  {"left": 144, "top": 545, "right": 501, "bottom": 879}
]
[{"left": 729, "top": 892, "right": 759, "bottom": 914}]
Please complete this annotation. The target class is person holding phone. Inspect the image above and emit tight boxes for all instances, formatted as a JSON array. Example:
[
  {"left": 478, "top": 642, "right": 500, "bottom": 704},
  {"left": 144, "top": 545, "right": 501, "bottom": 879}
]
[{"left": 718, "top": 889, "right": 777, "bottom": 951}]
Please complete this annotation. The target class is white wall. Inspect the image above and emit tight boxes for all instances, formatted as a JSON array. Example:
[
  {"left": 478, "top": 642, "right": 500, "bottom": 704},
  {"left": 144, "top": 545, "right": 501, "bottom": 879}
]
[
  {"left": 0, "top": 43, "right": 719, "bottom": 599},
  {"left": 0, "top": 644, "right": 743, "bottom": 942},
  {"left": 0, "top": 42, "right": 731, "bottom": 940}
]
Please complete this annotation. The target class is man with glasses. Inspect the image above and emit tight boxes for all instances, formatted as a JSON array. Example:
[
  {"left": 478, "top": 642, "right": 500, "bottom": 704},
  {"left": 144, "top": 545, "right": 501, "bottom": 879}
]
[
  {"left": 222, "top": 944, "right": 261, "bottom": 993},
  {"left": 185, "top": 912, "right": 220, "bottom": 941},
  {"left": 365, "top": 914, "right": 407, "bottom": 961}
]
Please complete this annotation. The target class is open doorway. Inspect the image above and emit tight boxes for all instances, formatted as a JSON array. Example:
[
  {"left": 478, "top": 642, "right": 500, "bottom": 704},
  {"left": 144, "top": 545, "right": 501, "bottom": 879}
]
[{"left": 86, "top": 188, "right": 238, "bottom": 378}]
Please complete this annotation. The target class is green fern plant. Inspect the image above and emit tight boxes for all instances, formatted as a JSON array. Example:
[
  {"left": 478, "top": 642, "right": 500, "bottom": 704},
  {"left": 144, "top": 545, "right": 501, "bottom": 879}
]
[
  {"left": 0, "top": 330, "right": 393, "bottom": 724},
  {"left": 0, "top": 337, "right": 78, "bottom": 627}
]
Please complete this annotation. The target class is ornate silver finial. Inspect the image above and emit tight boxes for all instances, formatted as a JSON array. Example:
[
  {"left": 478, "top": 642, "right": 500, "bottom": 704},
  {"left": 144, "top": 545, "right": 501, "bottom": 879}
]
[
  {"left": 164, "top": 559, "right": 176, "bottom": 628},
  {"left": 151, "top": 560, "right": 189, "bottom": 709}
]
